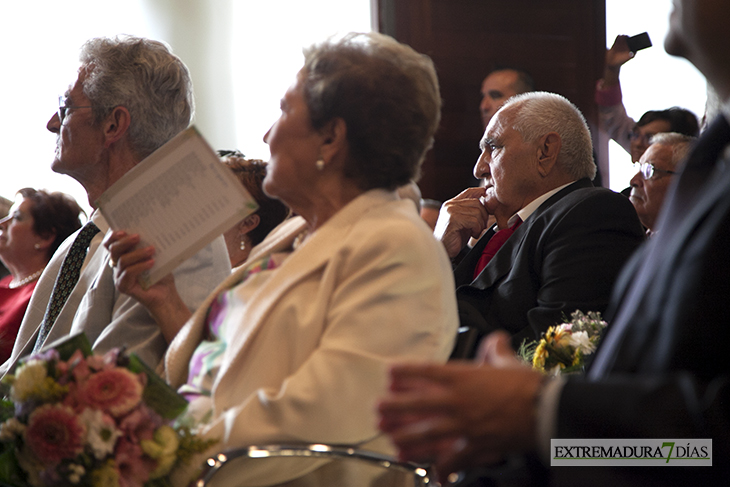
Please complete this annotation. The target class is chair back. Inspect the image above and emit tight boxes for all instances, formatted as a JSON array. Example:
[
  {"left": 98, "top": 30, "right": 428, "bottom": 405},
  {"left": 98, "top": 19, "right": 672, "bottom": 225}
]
[{"left": 192, "top": 443, "right": 437, "bottom": 487}]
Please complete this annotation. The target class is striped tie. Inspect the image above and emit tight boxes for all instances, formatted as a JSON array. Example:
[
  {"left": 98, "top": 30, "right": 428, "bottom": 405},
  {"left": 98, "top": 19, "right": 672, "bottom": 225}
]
[{"left": 33, "top": 222, "right": 100, "bottom": 353}]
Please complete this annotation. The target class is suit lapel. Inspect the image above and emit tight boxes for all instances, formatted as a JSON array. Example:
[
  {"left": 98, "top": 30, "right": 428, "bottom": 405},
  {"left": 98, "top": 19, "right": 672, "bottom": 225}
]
[
  {"left": 213, "top": 189, "right": 398, "bottom": 391},
  {"left": 192, "top": 190, "right": 399, "bottom": 392},
  {"left": 164, "top": 216, "right": 308, "bottom": 386},
  {"left": 464, "top": 179, "right": 592, "bottom": 290},
  {"left": 453, "top": 226, "right": 496, "bottom": 285}
]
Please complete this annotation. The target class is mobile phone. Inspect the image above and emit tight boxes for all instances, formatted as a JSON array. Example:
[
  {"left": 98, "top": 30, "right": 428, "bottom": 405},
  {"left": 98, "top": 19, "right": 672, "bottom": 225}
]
[{"left": 627, "top": 32, "right": 652, "bottom": 53}]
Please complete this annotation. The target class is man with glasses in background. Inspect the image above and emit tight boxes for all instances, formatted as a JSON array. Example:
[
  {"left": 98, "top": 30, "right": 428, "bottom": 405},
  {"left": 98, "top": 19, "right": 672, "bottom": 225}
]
[
  {"left": 0, "top": 35, "right": 230, "bottom": 376},
  {"left": 629, "top": 132, "right": 695, "bottom": 236},
  {"left": 379, "top": 1, "right": 730, "bottom": 484}
]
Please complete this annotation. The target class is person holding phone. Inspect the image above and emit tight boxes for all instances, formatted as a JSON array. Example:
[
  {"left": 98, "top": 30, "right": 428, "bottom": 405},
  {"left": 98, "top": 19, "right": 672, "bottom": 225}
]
[{"left": 595, "top": 34, "right": 699, "bottom": 166}]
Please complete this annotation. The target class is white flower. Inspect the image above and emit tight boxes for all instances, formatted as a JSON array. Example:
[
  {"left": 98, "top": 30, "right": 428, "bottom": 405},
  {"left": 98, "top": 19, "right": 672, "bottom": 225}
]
[
  {"left": 0, "top": 417, "right": 26, "bottom": 442},
  {"left": 10, "top": 360, "right": 48, "bottom": 402},
  {"left": 68, "top": 463, "right": 86, "bottom": 484},
  {"left": 79, "top": 408, "right": 122, "bottom": 460},
  {"left": 566, "top": 331, "right": 596, "bottom": 354}
]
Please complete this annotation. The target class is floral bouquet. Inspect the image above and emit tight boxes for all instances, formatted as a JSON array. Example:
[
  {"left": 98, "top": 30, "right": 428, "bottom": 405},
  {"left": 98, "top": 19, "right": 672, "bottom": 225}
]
[
  {"left": 519, "top": 310, "right": 608, "bottom": 376},
  {"left": 0, "top": 334, "right": 215, "bottom": 487}
]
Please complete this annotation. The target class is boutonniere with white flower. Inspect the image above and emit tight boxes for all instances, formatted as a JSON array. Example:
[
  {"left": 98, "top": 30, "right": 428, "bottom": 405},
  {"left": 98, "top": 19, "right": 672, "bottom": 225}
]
[{"left": 519, "top": 310, "right": 608, "bottom": 376}]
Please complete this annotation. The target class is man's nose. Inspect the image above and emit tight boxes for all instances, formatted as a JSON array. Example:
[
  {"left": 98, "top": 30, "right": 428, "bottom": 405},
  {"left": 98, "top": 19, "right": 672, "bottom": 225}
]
[
  {"left": 47, "top": 112, "right": 61, "bottom": 134},
  {"left": 480, "top": 97, "right": 491, "bottom": 113},
  {"left": 629, "top": 170, "right": 644, "bottom": 188},
  {"left": 474, "top": 152, "right": 489, "bottom": 179}
]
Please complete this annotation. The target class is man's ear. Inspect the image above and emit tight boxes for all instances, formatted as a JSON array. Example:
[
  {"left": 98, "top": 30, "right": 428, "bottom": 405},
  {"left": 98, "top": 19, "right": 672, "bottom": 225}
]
[
  {"left": 318, "top": 117, "right": 348, "bottom": 164},
  {"left": 536, "top": 132, "right": 561, "bottom": 177},
  {"left": 102, "top": 106, "right": 131, "bottom": 148}
]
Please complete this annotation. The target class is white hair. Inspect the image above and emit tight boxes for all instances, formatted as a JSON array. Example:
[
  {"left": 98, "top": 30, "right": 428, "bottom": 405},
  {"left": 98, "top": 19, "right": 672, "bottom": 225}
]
[
  {"left": 502, "top": 92, "right": 595, "bottom": 180},
  {"left": 79, "top": 35, "right": 194, "bottom": 159},
  {"left": 649, "top": 132, "right": 695, "bottom": 168}
]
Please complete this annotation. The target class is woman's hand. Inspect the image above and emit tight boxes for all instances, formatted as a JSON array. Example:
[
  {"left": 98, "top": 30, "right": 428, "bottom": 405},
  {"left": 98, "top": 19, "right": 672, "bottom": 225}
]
[{"left": 103, "top": 231, "right": 191, "bottom": 343}]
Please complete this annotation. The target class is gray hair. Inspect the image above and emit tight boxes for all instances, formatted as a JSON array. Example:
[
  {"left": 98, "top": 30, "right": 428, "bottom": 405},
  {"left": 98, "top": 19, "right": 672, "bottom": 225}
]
[
  {"left": 649, "top": 132, "right": 695, "bottom": 168},
  {"left": 301, "top": 32, "right": 441, "bottom": 190},
  {"left": 503, "top": 92, "right": 595, "bottom": 180},
  {"left": 79, "top": 35, "right": 194, "bottom": 159}
]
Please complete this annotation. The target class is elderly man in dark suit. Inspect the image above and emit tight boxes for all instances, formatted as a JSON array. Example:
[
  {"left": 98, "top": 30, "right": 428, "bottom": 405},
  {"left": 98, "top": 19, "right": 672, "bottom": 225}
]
[
  {"left": 436, "top": 91, "right": 644, "bottom": 350},
  {"left": 379, "top": 1, "right": 730, "bottom": 485}
]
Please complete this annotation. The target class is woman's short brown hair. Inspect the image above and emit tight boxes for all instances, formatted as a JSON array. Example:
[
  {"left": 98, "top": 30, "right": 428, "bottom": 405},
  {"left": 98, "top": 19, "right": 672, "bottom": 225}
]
[
  {"left": 301, "top": 32, "right": 441, "bottom": 191},
  {"left": 17, "top": 188, "right": 84, "bottom": 259}
]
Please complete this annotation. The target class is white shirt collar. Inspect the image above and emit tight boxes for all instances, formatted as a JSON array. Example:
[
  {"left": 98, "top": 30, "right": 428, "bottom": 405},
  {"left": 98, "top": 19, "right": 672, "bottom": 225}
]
[{"left": 503, "top": 181, "right": 574, "bottom": 228}]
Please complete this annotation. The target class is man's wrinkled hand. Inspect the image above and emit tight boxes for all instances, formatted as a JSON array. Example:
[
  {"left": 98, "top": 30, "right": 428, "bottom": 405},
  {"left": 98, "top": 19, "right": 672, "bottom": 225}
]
[{"left": 434, "top": 187, "right": 491, "bottom": 258}]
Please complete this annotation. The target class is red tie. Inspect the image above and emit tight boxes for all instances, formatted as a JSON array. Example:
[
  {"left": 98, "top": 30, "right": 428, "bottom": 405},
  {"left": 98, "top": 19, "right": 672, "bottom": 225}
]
[{"left": 473, "top": 218, "right": 522, "bottom": 279}]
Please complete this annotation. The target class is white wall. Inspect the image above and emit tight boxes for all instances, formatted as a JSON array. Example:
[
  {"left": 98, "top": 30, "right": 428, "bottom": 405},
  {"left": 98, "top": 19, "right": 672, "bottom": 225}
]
[
  {"left": 4, "top": 1, "right": 695, "bottom": 205},
  {"left": 0, "top": 0, "right": 371, "bottom": 215}
]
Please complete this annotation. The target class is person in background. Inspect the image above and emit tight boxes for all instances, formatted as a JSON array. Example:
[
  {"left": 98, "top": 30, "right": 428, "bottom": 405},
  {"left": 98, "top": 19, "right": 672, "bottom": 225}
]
[
  {"left": 596, "top": 34, "right": 699, "bottom": 164},
  {"left": 379, "top": 2, "right": 730, "bottom": 484},
  {"left": 436, "top": 92, "right": 644, "bottom": 351},
  {"left": 105, "top": 32, "right": 458, "bottom": 486},
  {"left": 0, "top": 196, "right": 11, "bottom": 280},
  {"left": 629, "top": 132, "right": 694, "bottom": 236},
  {"left": 0, "top": 36, "right": 231, "bottom": 377},
  {"left": 219, "top": 152, "right": 290, "bottom": 268},
  {"left": 480, "top": 68, "right": 534, "bottom": 129},
  {"left": 0, "top": 188, "right": 82, "bottom": 362},
  {"left": 420, "top": 198, "right": 442, "bottom": 231}
]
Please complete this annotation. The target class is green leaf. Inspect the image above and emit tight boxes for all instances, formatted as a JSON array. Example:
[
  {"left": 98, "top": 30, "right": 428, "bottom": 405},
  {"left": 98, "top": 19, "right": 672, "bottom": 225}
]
[
  {"left": 127, "top": 354, "right": 188, "bottom": 420},
  {"left": 40, "top": 332, "right": 92, "bottom": 360},
  {"left": 0, "top": 447, "right": 25, "bottom": 486}
]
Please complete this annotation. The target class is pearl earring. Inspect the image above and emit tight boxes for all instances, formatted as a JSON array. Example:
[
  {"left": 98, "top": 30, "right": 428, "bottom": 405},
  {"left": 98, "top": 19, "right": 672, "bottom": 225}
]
[
  {"left": 34, "top": 243, "right": 41, "bottom": 250},
  {"left": 316, "top": 158, "right": 325, "bottom": 171},
  {"left": 240, "top": 238, "right": 247, "bottom": 251}
]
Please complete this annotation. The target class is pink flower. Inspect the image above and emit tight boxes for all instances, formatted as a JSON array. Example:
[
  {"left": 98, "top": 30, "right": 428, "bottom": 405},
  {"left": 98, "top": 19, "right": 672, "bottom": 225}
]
[
  {"left": 25, "top": 404, "right": 86, "bottom": 464},
  {"left": 119, "top": 404, "right": 162, "bottom": 443},
  {"left": 69, "top": 351, "right": 92, "bottom": 383},
  {"left": 78, "top": 368, "right": 144, "bottom": 417},
  {"left": 63, "top": 382, "right": 83, "bottom": 412},
  {"left": 87, "top": 353, "right": 112, "bottom": 371},
  {"left": 115, "top": 438, "right": 156, "bottom": 487}
]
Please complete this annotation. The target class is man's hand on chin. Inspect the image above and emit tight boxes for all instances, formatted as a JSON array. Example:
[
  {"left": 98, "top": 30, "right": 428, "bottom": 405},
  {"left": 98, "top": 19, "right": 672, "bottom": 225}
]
[{"left": 434, "top": 187, "right": 490, "bottom": 258}]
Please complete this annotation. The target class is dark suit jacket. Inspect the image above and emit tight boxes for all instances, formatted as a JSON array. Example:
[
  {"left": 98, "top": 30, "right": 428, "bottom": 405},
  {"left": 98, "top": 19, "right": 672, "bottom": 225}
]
[
  {"left": 454, "top": 178, "right": 645, "bottom": 351},
  {"left": 553, "top": 117, "right": 730, "bottom": 486}
]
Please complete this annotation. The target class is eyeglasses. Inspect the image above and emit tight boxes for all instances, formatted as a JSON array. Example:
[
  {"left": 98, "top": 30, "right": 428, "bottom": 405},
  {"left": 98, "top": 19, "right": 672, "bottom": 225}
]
[
  {"left": 629, "top": 131, "right": 654, "bottom": 145},
  {"left": 58, "top": 96, "right": 97, "bottom": 123},
  {"left": 635, "top": 161, "right": 677, "bottom": 180}
]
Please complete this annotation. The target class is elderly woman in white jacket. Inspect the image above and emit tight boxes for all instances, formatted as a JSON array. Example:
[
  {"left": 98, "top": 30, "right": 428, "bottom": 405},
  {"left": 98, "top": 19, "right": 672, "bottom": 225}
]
[{"left": 105, "top": 32, "right": 458, "bottom": 486}]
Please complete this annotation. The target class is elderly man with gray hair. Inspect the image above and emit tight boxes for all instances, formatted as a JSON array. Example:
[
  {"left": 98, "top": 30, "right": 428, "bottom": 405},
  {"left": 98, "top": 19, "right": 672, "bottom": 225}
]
[
  {"left": 629, "top": 132, "right": 695, "bottom": 235},
  {"left": 0, "top": 36, "right": 230, "bottom": 376},
  {"left": 435, "top": 91, "right": 645, "bottom": 351}
]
